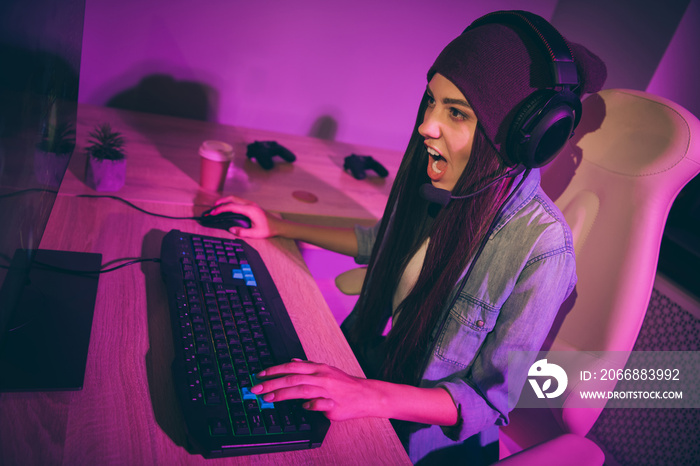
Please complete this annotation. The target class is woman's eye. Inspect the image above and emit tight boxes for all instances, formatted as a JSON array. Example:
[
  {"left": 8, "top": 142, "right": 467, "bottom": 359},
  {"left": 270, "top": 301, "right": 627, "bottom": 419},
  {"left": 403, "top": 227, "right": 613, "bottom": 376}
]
[
  {"left": 426, "top": 94, "right": 435, "bottom": 106},
  {"left": 449, "top": 108, "right": 466, "bottom": 120}
]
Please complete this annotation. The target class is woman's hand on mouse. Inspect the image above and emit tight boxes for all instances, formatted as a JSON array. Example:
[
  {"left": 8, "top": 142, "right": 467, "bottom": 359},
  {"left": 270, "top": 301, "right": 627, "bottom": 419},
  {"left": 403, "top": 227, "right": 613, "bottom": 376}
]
[
  {"left": 212, "top": 195, "right": 283, "bottom": 238},
  {"left": 212, "top": 196, "right": 359, "bottom": 257}
]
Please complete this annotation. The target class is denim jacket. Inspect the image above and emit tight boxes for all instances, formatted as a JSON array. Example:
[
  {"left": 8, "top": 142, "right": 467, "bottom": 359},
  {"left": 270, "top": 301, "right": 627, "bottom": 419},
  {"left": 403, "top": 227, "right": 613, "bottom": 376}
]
[{"left": 342, "top": 169, "right": 577, "bottom": 464}]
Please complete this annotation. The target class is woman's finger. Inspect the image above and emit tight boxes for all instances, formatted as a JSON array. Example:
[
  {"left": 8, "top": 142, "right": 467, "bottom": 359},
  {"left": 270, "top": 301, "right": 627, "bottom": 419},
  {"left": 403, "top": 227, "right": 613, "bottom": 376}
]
[
  {"left": 251, "top": 372, "right": 323, "bottom": 394},
  {"left": 214, "top": 195, "right": 252, "bottom": 206},
  {"left": 213, "top": 196, "right": 234, "bottom": 206},
  {"left": 257, "top": 360, "right": 320, "bottom": 378},
  {"left": 209, "top": 202, "right": 252, "bottom": 216},
  {"left": 303, "top": 398, "right": 336, "bottom": 412},
  {"left": 259, "top": 383, "right": 329, "bottom": 403}
]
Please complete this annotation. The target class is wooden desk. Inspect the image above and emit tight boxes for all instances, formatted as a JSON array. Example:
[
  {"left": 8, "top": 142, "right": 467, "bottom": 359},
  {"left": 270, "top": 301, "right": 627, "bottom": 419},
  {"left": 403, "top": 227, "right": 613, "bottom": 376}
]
[
  {"left": 0, "top": 109, "right": 410, "bottom": 464},
  {"left": 61, "top": 104, "right": 404, "bottom": 227}
]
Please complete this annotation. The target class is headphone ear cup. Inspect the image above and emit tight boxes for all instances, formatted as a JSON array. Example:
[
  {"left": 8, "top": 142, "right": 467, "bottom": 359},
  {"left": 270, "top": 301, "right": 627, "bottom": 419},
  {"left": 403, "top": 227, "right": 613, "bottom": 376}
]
[{"left": 506, "top": 89, "right": 580, "bottom": 168}]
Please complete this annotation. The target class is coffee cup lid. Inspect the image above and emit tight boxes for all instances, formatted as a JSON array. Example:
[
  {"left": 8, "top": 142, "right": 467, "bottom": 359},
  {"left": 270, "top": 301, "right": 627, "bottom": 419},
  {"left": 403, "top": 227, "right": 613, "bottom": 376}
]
[{"left": 199, "top": 140, "right": 234, "bottom": 161}]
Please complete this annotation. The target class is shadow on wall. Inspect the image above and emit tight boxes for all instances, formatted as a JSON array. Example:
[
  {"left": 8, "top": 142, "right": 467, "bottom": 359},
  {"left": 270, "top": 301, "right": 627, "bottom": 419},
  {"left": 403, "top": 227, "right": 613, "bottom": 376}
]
[
  {"left": 106, "top": 74, "right": 219, "bottom": 121},
  {"left": 540, "top": 92, "right": 607, "bottom": 202},
  {"left": 538, "top": 93, "right": 607, "bottom": 352},
  {"left": 308, "top": 114, "right": 339, "bottom": 141}
]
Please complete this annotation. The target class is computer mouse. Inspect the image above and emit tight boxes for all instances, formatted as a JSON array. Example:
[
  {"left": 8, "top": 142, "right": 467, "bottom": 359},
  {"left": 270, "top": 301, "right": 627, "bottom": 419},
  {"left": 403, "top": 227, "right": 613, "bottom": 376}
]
[{"left": 198, "top": 207, "right": 252, "bottom": 230}]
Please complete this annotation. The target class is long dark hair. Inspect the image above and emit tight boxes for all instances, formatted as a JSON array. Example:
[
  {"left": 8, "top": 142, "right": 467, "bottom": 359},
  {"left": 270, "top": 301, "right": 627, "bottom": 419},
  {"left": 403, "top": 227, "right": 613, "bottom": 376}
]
[{"left": 345, "top": 92, "right": 514, "bottom": 385}]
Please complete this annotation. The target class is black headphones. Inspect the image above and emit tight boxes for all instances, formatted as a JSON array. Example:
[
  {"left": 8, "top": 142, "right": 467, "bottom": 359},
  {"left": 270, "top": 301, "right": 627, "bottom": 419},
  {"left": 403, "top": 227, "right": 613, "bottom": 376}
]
[{"left": 464, "top": 10, "right": 582, "bottom": 168}]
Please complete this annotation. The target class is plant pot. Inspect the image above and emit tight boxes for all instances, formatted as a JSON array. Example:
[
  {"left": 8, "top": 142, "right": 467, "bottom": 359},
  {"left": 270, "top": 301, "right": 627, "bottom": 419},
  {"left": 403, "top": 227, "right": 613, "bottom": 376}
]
[
  {"left": 85, "top": 156, "right": 126, "bottom": 192},
  {"left": 35, "top": 149, "right": 71, "bottom": 188}
]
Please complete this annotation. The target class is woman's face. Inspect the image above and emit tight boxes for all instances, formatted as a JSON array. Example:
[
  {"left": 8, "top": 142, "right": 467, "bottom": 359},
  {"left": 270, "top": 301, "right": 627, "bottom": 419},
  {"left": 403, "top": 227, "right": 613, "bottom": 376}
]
[{"left": 418, "top": 73, "right": 478, "bottom": 192}]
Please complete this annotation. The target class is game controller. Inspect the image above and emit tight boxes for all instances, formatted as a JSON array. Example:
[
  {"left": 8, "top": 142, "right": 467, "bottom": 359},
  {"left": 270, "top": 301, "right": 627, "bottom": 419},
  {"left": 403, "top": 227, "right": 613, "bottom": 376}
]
[
  {"left": 343, "top": 154, "right": 389, "bottom": 180},
  {"left": 246, "top": 141, "right": 297, "bottom": 170}
]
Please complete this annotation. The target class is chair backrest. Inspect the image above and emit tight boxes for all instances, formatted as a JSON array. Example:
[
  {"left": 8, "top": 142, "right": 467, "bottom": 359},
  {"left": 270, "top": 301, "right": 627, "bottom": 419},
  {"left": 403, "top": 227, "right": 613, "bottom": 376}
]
[{"left": 540, "top": 88, "right": 700, "bottom": 434}]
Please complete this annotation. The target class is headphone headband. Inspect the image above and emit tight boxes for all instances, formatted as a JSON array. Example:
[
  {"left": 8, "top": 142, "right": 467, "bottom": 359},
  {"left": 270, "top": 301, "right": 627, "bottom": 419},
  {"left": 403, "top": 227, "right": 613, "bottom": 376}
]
[
  {"left": 465, "top": 10, "right": 580, "bottom": 91},
  {"left": 461, "top": 10, "right": 582, "bottom": 168}
]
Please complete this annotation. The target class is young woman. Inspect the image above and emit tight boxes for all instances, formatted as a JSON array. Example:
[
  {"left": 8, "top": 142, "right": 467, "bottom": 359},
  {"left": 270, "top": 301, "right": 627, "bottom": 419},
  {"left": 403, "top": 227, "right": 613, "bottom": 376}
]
[{"left": 210, "top": 11, "right": 606, "bottom": 464}]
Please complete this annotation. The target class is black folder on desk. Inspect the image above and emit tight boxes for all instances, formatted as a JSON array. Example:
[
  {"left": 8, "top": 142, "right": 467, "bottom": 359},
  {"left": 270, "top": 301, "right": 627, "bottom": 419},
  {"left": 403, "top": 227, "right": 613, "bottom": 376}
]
[{"left": 0, "top": 249, "right": 101, "bottom": 391}]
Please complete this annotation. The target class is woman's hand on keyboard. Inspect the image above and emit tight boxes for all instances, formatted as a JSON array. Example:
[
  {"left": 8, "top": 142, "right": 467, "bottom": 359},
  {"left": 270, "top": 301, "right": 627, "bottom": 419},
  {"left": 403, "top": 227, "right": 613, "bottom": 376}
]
[
  {"left": 250, "top": 359, "right": 379, "bottom": 421},
  {"left": 251, "top": 359, "right": 459, "bottom": 426}
]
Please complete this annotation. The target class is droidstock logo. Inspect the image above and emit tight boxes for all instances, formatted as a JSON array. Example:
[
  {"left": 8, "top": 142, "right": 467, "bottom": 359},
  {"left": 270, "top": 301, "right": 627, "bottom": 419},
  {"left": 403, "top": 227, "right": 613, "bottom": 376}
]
[{"left": 528, "top": 359, "right": 568, "bottom": 399}]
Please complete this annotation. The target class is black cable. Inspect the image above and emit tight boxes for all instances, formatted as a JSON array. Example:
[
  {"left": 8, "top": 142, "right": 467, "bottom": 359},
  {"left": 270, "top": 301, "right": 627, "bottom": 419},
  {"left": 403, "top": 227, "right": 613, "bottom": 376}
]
[
  {"left": 0, "top": 188, "right": 204, "bottom": 220},
  {"left": 0, "top": 257, "right": 161, "bottom": 275},
  {"left": 1, "top": 256, "right": 162, "bottom": 333},
  {"left": 419, "top": 169, "right": 532, "bottom": 377},
  {"left": 0, "top": 187, "right": 59, "bottom": 199},
  {"left": 446, "top": 169, "right": 532, "bottom": 313},
  {"left": 1, "top": 189, "right": 201, "bottom": 273},
  {"left": 75, "top": 194, "right": 201, "bottom": 220},
  {"left": 39, "top": 257, "right": 161, "bottom": 275}
]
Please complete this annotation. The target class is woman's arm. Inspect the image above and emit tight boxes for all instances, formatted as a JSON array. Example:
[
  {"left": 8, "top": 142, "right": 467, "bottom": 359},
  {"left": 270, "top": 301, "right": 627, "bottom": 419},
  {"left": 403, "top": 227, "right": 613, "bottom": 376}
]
[
  {"left": 250, "top": 360, "right": 459, "bottom": 426},
  {"left": 210, "top": 195, "right": 358, "bottom": 257},
  {"left": 274, "top": 220, "right": 359, "bottom": 257}
]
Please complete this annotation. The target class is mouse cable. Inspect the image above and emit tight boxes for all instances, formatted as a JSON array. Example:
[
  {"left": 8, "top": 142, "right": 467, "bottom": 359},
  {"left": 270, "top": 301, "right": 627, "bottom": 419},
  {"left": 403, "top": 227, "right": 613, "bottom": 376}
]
[
  {"left": 0, "top": 257, "right": 161, "bottom": 276},
  {"left": 75, "top": 194, "right": 202, "bottom": 220},
  {"left": 0, "top": 188, "right": 205, "bottom": 220},
  {"left": 0, "top": 187, "right": 58, "bottom": 199}
]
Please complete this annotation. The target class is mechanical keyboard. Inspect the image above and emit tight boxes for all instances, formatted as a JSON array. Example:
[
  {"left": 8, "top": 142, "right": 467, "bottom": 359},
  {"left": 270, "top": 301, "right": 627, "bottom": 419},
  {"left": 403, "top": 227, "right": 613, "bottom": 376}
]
[{"left": 159, "top": 229, "right": 330, "bottom": 457}]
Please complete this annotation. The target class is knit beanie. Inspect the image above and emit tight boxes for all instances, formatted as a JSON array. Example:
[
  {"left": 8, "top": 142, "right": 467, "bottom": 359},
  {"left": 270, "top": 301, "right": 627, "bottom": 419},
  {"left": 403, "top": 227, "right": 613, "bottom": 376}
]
[{"left": 428, "top": 11, "right": 607, "bottom": 161}]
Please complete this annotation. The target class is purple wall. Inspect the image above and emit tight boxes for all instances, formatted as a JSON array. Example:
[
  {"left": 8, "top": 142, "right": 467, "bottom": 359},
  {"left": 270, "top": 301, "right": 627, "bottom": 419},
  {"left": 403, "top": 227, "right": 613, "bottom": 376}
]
[
  {"left": 78, "top": 0, "right": 699, "bottom": 151},
  {"left": 78, "top": 0, "right": 558, "bottom": 150},
  {"left": 646, "top": 0, "right": 700, "bottom": 114}
]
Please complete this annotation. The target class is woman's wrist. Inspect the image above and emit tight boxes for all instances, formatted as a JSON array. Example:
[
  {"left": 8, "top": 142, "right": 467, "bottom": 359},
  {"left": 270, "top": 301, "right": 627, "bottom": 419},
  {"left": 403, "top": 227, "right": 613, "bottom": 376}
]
[
  {"left": 267, "top": 216, "right": 285, "bottom": 238},
  {"left": 365, "top": 379, "right": 458, "bottom": 426}
]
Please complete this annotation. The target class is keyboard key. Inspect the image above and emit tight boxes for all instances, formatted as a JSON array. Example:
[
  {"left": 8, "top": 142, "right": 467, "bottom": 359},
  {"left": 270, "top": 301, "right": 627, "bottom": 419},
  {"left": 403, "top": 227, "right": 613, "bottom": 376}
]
[
  {"left": 295, "top": 411, "right": 312, "bottom": 431},
  {"left": 232, "top": 415, "right": 250, "bottom": 435},
  {"left": 259, "top": 397, "right": 275, "bottom": 410},
  {"left": 196, "top": 342, "right": 212, "bottom": 355},
  {"left": 197, "top": 355, "right": 214, "bottom": 366},
  {"left": 249, "top": 363, "right": 262, "bottom": 374},
  {"left": 223, "top": 380, "right": 238, "bottom": 394},
  {"left": 204, "top": 388, "right": 223, "bottom": 405},
  {"left": 244, "top": 398, "right": 259, "bottom": 412},
  {"left": 227, "top": 391, "right": 243, "bottom": 407},
  {"left": 209, "top": 418, "right": 231, "bottom": 436},
  {"left": 202, "top": 376, "right": 219, "bottom": 390},
  {"left": 200, "top": 365, "right": 216, "bottom": 378},
  {"left": 262, "top": 411, "right": 282, "bottom": 433},
  {"left": 238, "top": 373, "right": 252, "bottom": 386},
  {"left": 220, "top": 358, "right": 234, "bottom": 372},
  {"left": 249, "top": 412, "right": 266, "bottom": 435},
  {"left": 276, "top": 404, "right": 297, "bottom": 433}
]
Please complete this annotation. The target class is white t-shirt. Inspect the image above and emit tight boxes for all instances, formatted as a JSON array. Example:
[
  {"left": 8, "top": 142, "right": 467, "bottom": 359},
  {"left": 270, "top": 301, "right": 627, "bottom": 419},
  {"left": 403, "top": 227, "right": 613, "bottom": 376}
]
[{"left": 392, "top": 238, "right": 430, "bottom": 314}]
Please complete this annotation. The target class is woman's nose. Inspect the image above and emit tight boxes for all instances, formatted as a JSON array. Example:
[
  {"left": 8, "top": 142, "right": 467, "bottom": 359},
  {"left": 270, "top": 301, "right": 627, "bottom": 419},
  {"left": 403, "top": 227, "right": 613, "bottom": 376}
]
[{"left": 418, "top": 112, "right": 441, "bottom": 140}]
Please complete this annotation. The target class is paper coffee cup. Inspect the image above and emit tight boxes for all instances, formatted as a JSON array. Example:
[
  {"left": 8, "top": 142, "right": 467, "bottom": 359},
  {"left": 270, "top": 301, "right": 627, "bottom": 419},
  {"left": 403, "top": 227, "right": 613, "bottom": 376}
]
[{"left": 198, "top": 140, "right": 234, "bottom": 192}]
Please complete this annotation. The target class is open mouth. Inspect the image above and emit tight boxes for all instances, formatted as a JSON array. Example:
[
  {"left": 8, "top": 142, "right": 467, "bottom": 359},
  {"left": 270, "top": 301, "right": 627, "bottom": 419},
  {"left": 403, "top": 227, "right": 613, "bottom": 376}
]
[{"left": 426, "top": 146, "right": 447, "bottom": 180}]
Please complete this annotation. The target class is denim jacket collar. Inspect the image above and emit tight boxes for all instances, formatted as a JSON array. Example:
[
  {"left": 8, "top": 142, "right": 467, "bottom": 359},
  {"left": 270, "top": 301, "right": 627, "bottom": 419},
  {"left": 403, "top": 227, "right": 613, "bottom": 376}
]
[{"left": 489, "top": 168, "right": 541, "bottom": 240}]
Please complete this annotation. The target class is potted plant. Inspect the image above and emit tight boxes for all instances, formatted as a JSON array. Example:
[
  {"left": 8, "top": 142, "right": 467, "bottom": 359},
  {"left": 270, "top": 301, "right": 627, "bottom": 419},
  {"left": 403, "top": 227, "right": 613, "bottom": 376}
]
[
  {"left": 35, "top": 120, "right": 75, "bottom": 187},
  {"left": 84, "top": 123, "right": 127, "bottom": 192}
]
